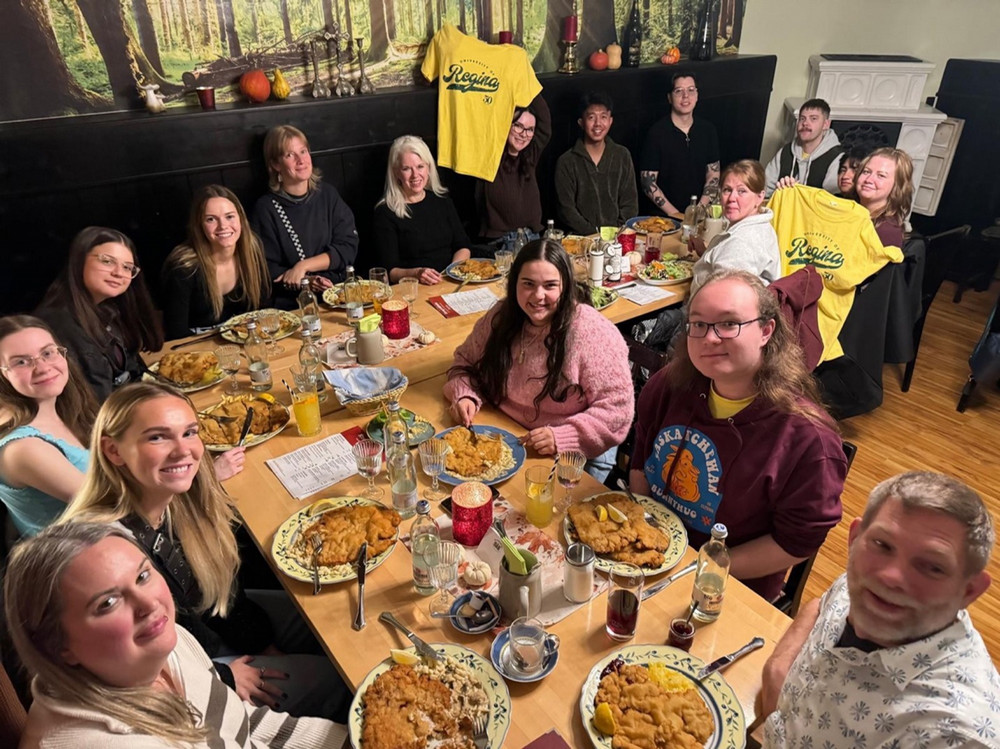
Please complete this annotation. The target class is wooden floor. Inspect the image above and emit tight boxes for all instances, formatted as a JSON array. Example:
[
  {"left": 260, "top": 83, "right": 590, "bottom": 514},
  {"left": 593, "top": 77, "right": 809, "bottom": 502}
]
[{"left": 804, "top": 280, "right": 1000, "bottom": 663}]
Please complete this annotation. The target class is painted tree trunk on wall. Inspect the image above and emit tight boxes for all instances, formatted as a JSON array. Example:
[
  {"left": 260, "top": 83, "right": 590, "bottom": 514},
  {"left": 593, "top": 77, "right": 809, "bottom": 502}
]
[
  {"left": 322, "top": 0, "right": 335, "bottom": 29},
  {"left": 515, "top": 0, "right": 523, "bottom": 44},
  {"left": 132, "top": 0, "right": 164, "bottom": 75},
  {"left": 2, "top": 0, "right": 106, "bottom": 119},
  {"left": 475, "top": 0, "right": 491, "bottom": 42},
  {"left": 579, "top": 0, "right": 615, "bottom": 57},
  {"left": 424, "top": 0, "right": 434, "bottom": 37},
  {"left": 214, "top": 0, "right": 227, "bottom": 53},
  {"left": 220, "top": 0, "right": 241, "bottom": 57},
  {"left": 532, "top": 0, "right": 569, "bottom": 69},
  {"left": 458, "top": 0, "right": 466, "bottom": 33},
  {"left": 159, "top": 0, "right": 173, "bottom": 49},
  {"left": 368, "top": 0, "right": 389, "bottom": 59},
  {"left": 199, "top": 0, "right": 212, "bottom": 46},
  {"left": 74, "top": 1, "right": 90, "bottom": 50},
  {"left": 384, "top": 0, "right": 397, "bottom": 38},
  {"left": 177, "top": 0, "right": 194, "bottom": 49},
  {"left": 280, "top": 0, "right": 293, "bottom": 44},
  {"left": 247, "top": 0, "right": 260, "bottom": 45},
  {"left": 343, "top": 0, "right": 354, "bottom": 39}
]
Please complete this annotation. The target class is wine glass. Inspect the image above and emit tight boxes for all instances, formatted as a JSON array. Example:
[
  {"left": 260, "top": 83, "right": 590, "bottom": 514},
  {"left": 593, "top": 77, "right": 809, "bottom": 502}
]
[
  {"left": 214, "top": 344, "right": 242, "bottom": 394},
  {"left": 399, "top": 277, "right": 419, "bottom": 318},
  {"left": 556, "top": 450, "right": 586, "bottom": 510},
  {"left": 352, "top": 439, "right": 384, "bottom": 499},
  {"left": 258, "top": 308, "right": 284, "bottom": 355},
  {"left": 428, "top": 540, "right": 461, "bottom": 616},
  {"left": 418, "top": 438, "right": 449, "bottom": 500},
  {"left": 494, "top": 250, "right": 513, "bottom": 297}
]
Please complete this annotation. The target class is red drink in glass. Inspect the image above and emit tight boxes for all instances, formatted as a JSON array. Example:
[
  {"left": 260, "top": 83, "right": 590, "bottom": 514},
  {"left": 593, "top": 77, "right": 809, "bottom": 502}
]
[
  {"left": 644, "top": 231, "right": 663, "bottom": 264},
  {"left": 606, "top": 590, "right": 640, "bottom": 639},
  {"left": 451, "top": 481, "right": 493, "bottom": 546},
  {"left": 381, "top": 299, "right": 410, "bottom": 339}
]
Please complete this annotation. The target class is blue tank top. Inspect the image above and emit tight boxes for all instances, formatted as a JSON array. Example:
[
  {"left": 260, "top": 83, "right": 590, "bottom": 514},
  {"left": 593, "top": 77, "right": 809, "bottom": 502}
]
[{"left": 0, "top": 426, "right": 89, "bottom": 536}]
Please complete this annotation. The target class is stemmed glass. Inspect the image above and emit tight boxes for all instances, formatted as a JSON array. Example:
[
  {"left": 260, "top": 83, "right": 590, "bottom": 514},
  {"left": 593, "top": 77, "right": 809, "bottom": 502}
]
[
  {"left": 399, "top": 277, "right": 419, "bottom": 318},
  {"left": 214, "top": 344, "right": 242, "bottom": 394},
  {"left": 417, "top": 438, "right": 449, "bottom": 500},
  {"left": 494, "top": 250, "right": 513, "bottom": 297},
  {"left": 352, "top": 439, "right": 384, "bottom": 499},
  {"left": 427, "top": 540, "right": 461, "bottom": 616},
  {"left": 258, "top": 308, "right": 284, "bottom": 355},
  {"left": 556, "top": 450, "right": 586, "bottom": 510}
]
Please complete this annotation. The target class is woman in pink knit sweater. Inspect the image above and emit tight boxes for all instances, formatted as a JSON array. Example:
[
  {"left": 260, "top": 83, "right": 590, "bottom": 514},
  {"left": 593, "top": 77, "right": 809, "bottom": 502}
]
[{"left": 443, "top": 239, "right": 633, "bottom": 481}]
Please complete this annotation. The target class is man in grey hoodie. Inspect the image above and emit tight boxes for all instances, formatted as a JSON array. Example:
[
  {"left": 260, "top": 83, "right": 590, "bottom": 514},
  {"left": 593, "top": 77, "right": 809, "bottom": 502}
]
[{"left": 764, "top": 98, "right": 843, "bottom": 197}]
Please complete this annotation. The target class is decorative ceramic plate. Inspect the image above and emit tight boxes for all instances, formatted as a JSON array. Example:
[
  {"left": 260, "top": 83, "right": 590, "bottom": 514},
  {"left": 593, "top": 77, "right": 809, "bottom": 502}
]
[
  {"left": 433, "top": 426, "right": 526, "bottom": 486},
  {"left": 490, "top": 627, "right": 559, "bottom": 683},
  {"left": 637, "top": 259, "right": 694, "bottom": 286},
  {"left": 220, "top": 310, "right": 301, "bottom": 343},
  {"left": 624, "top": 215, "right": 682, "bottom": 235},
  {"left": 563, "top": 491, "right": 688, "bottom": 576},
  {"left": 590, "top": 286, "right": 620, "bottom": 311},
  {"left": 348, "top": 644, "right": 511, "bottom": 749},
  {"left": 322, "top": 279, "right": 379, "bottom": 309},
  {"left": 196, "top": 393, "right": 290, "bottom": 452},
  {"left": 143, "top": 355, "right": 227, "bottom": 393},
  {"left": 365, "top": 410, "right": 436, "bottom": 448},
  {"left": 580, "top": 645, "right": 746, "bottom": 749},
  {"left": 270, "top": 496, "right": 398, "bottom": 584},
  {"left": 445, "top": 258, "right": 502, "bottom": 283}
]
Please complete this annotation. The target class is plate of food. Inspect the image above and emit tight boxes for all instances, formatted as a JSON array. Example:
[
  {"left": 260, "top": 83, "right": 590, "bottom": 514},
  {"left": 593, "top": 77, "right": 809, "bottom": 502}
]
[
  {"left": 144, "top": 351, "right": 226, "bottom": 393},
  {"left": 220, "top": 310, "right": 301, "bottom": 343},
  {"left": 322, "top": 279, "right": 378, "bottom": 309},
  {"left": 580, "top": 645, "right": 745, "bottom": 749},
  {"left": 349, "top": 644, "right": 510, "bottom": 749},
  {"left": 433, "top": 426, "right": 525, "bottom": 486},
  {"left": 625, "top": 215, "right": 682, "bottom": 235},
  {"left": 197, "top": 393, "right": 290, "bottom": 451},
  {"left": 638, "top": 254, "right": 694, "bottom": 286},
  {"left": 271, "top": 496, "right": 401, "bottom": 584},
  {"left": 365, "top": 407, "right": 435, "bottom": 448},
  {"left": 445, "top": 258, "right": 501, "bottom": 283},
  {"left": 590, "top": 286, "right": 619, "bottom": 311},
  {"left": 564, "top": 492, "right": 687, "bottom": 576}
]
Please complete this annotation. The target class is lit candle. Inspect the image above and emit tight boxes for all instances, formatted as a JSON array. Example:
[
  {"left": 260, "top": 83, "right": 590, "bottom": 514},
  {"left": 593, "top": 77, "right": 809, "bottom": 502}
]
[{"left": 563, "top": 15, "right": 578, "bottom": 42}]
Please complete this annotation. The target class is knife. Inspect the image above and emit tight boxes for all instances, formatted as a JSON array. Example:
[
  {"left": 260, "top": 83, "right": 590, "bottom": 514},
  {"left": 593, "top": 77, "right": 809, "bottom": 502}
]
[
  {"left": 237, "top": 407, "right": 255, "bottom": 447},
  {"left": 697, "top": 636, "right": 765, "bottom": 680},
  {"left": 379, "top": 612, "right": 441, "bottom": 661},
  {"left": 169, "top": 327, "right": 224, "bottom": 350},
  {"left": 353, "top": 543, "right": 367, "bottom": 631},
  {"left": 641, "top": 560, "right": 697, "bottom": 601}
]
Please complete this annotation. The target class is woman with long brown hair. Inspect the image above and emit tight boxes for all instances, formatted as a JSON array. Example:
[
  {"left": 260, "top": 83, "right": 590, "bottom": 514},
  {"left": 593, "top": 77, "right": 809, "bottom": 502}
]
[{"left": 631, "top": 269, "right": 847, "bottom": 600}]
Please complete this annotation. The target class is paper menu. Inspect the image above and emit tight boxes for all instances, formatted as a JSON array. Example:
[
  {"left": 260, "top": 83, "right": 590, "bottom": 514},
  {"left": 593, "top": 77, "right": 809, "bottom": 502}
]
[
  {"left": 428, "top": 287, "right": 499, "bottom": 318},
  {"left": 265, "top": 426, "right": 365, "bottom": 500},
  {"left": 620, "top": 284, "right": 676, "bottom": 305}
]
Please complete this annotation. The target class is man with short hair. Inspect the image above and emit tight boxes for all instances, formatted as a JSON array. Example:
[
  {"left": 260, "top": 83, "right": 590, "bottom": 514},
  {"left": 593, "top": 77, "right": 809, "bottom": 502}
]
[
  {"left": 764, "top": 97, "right": 843, "bottom": 196},
  {"left": 762, "top": 471, "right": 1000, "bottom": 748},
  {"left": 554, "top": 91, "right": 639, "bottom": 235},
  {"left": 640, "top": 73, "right": 720, "bottom": 217}
]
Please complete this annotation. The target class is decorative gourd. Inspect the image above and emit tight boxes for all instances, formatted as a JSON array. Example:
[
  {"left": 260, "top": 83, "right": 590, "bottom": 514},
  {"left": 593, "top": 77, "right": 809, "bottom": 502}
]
[
  {"left": 462, "top": 560, "right": 492, "bottom": 588},
  {"left": 588, "top": 49, "right": 609, "bottom": 71},
  {"left": 240, "top": 69, "right": 270, "bottom": 103},
  {"left": 660, "top": 46, "right": 681, "bottom": 65},
  {"left": 271, "top": 68, "right": 291, "bottom": 100},
  {"left": 606, "top": 43, "right": 623, "bottom": 70}
]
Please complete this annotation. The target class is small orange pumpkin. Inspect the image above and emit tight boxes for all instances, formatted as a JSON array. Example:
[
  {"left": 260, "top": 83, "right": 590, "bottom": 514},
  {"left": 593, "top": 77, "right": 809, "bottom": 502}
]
[{"left": 661, "top": 46, "right": 681, "bottom": 65}]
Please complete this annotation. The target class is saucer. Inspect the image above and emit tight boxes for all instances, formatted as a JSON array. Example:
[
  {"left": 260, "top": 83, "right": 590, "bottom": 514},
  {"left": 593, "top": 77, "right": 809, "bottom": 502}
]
[
  {"left": 490, "top": 627, "right": 559, "bottom": 683},
  {"left": 449, "top": 592, "right": 501, "bottom": 635}
]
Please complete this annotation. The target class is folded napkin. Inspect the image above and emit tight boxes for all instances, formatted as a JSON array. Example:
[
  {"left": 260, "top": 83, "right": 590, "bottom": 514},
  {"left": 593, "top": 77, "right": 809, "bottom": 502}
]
[{"left": 323, "top": 366, "right": 406, "bottom": 404}]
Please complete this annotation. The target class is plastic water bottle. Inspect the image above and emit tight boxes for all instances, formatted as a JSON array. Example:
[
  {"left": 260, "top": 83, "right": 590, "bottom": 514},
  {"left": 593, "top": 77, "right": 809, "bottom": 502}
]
[
  {"left": 411, "top": 500, "right": 441, "bottom": 595},
  {"left": 297, "top": 279, "right": 321, "bottom": 336},
  {"left": 243, "top": 321, "right": 272, "bottom": 392},
  {"left": 691, "top": 523, "right": 730, "bottom": 622}
]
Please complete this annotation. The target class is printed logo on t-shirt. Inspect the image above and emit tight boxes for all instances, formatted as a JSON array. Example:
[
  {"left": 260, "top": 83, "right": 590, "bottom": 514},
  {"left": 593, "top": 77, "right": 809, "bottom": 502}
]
[
  {"left": 643, "top": 425, "right": 722, "bottom": 532},
  {"left": 443, "top": 59, "right": 501, "bottom": 99},
  {"left": 786, "top": 232, "right": 844, "bottom": 279}
]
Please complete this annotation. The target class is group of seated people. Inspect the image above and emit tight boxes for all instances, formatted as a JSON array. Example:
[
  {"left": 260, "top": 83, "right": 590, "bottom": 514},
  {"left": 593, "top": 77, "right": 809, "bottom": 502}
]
[{"left": 0, "top": 78, "right": 993, "bottom": 748}]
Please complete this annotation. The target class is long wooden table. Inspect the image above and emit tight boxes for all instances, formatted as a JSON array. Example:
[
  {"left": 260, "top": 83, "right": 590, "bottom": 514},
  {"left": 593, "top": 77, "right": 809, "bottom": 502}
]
[{"left": 223, "top": 373, "right": 791, "bottom": 747}]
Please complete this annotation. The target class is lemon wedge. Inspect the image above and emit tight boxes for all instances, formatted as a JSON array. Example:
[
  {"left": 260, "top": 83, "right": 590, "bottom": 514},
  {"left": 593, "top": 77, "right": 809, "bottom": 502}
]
[
  {"left": 607, "top": 504, "right": 628, "bottom": 523},
  {"left": 390, "top": 649, "right": 421, "bottom": 666},
  {"left": 596, "top": 505, "right": 608, "bottom": 522},
  {"left": 593, "top": 702, "right": 616, "bottom": 735},
  {"left": 307, "top": 498, "right": 339, "bottom": 516}
]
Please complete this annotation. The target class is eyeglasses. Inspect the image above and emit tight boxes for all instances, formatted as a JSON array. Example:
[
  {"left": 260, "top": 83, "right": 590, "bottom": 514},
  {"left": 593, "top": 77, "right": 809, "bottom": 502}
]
[
  {"left": 1, "top": 345, "right": 68, "bottom": 373},
  {"left": 672, "top": 86, "right": 698, "bottom": 97},
  {"left": 685, "top": 318, "right": 764, "bottom": 339},
  {"left": 511, "top": 121, "right": 536, "bottom": 136},
  {"left": 92, "top": 253, "right": 141, "bottom": 278}
]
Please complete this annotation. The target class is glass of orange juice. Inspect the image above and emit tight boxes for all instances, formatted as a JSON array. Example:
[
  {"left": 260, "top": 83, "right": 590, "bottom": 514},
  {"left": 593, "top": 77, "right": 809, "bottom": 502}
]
[
  {"left": 524, "top": 465, "right": 554, "bottom": 528},
  {"left": 289, "top": 366, "right": 322, "bottom": 437}
]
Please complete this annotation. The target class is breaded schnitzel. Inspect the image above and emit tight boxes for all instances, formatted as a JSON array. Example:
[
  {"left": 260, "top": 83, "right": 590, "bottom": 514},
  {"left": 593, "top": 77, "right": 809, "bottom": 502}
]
[
  {"left": 298, "top": 504, "right": 401, "bottom": 567},
  {"left": 568, "top": 494, "right": 671, "bottom": 567}
]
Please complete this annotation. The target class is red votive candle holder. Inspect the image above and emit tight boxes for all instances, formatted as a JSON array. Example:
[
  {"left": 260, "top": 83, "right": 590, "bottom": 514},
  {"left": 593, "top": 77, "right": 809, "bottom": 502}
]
[
  {"left": 498, "top": 30, "right": 513, "bottom": 44},
  {"left": 381, "top": 299, "right": 410, "bottom": 340},
  {"left": 617, "top": 229, "right": 637, "bottom": 255},
  {"left": 196, "top": 86, "right": 216, "bottom": 110},
  {"left": 563, "top": 16, "right": 578, "bottom": 42},
  {"left": 451, "top": 481, "right": 494, "bottom": 546}
]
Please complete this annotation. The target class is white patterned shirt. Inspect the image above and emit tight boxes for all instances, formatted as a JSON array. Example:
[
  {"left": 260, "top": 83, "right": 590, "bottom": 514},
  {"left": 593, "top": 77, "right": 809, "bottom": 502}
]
[{"left": 764, "top": 574, "right": 1000, "bottom": 749}]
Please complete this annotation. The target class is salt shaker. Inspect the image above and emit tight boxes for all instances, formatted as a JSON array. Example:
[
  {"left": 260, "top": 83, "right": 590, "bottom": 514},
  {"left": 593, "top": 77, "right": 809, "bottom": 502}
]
[{"left": 564, "top": 542, "right": 596, "bottom": 603}]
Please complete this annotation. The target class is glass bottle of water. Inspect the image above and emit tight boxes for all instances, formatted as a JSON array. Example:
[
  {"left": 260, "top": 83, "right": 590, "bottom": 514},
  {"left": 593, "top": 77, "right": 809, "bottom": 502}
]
[
  {"left": 411, "top": 500, "right": 441, "bottom": 595},
  {"left": 388, "top": 431, "right": 417, "bottom": 518},
  {"left": 543, "top": 219, "right": 556, "bottom": 239},
  {"left": 513, "top": 227, "right": 529, "bottom": 254},
  {"left": 297, "top": 279, "right": 321, "bottom": 336},
  {"left": 244, "top": 321, "right": 272, "bottom": 392},
  {"left": 682, "top": 195, "right": 700, "bottom": 242},
  {"left": 383, "top": 401, "right": 407, "bottom": 457},
  {"left": 343, "top": 265, "right": 364, "bottom": 328},
  {"left": 298, "top": 329, "right": 327, "bottom": 402},
  {"left": 691, "top": 523, "right": 730, "bottom": 622}
]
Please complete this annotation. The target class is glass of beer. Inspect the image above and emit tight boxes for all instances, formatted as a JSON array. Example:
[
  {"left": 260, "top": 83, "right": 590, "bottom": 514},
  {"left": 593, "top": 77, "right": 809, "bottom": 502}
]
[
  {"left": 451, "top": 481, "right": 494, "bottom": 546},
  {"left": 369, "top": 268, "right": 391, "bottom": 314}
]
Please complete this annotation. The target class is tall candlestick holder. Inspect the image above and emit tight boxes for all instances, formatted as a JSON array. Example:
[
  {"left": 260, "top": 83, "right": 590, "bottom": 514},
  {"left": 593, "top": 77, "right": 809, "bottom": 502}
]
[{"left": 559, "top": 40, "right": 580, "bottom": 74}]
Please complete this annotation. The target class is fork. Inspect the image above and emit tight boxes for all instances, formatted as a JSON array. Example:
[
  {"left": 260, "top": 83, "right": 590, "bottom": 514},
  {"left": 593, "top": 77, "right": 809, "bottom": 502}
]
[
  {"left": 310, "top": 533, "right": 324, "bottom": 596},
  {"left": 472, "top": 712, "right": 489, "bottom": 749}
]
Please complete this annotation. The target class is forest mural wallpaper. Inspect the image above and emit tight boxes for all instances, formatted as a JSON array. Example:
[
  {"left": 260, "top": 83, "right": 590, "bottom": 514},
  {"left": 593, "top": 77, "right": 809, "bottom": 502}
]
[{"left": 3, "top": 0, "right": 747, "bottom": 122}]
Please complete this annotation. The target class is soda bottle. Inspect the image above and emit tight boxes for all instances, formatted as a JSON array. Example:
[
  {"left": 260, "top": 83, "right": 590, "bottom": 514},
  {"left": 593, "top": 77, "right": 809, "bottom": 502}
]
[
  {"left": 691, "top": 523, "right": 730, "bottom": 622},
  {"left": 244, "top": 321, "right": 272, "bottom": 392},
  {"left": 343, "top": 265, "right": 364, "bottom": 328},
  {"left": 411, "top": 500, "right": 441, "bottom": 595},
  {"left": 297, "top": 279, "right": 322, "bottom": 336},
  {"left": 298, "top": 329, "right": 328, "bottom": 403},
  {"left": 388, "top": 431, "right": 418, "bottom": 519}
]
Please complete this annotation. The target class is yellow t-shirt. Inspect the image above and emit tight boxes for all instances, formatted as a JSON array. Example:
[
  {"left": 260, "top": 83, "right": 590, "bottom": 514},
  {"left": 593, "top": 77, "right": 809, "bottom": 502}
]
[
  {"left": 708, "top": 386, "right": 755, "bottom": 419},
  {"left": 421, "top": 23, "right": 541, "bottom": 180},
  {"left": 768, "top": 185, "right": 903, "bottom": 362}
]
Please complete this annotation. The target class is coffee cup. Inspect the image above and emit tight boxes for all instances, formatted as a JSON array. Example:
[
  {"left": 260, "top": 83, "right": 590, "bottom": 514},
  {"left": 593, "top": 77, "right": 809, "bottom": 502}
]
[
  {"left": 346, "top": 329, "right": 385, "bottom": 365},
  {"left": 505, "top": 616, "right": 559, "bottom": 677},
  {"left": 499, "top": 555, "right": 542, "bottom": 619}
]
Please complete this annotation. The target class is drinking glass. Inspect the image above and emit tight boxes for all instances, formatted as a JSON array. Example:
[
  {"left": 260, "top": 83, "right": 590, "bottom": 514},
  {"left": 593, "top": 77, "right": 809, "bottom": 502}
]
[
  {"left": 399, "top": 277, "right": 419, "bottom": 318},
  {"left": 369, "top": 267, "right": 391, "bottom": 314},
  {"left": 524, "top": 465, "right": 554, "bottom": 528},
  {"left": 352, "top": 439, "right": 384, "bottom": 499},
  {"left": 258, "top": 308, "right": 284, "bottom": 355},
  {"left": 289, "top": 366, "right": 322, "bottom": 437},
  {"left": 418, "top": 438, "right": 449, "bottom": 500},
  {"left": 556, "top": 450, "right": 586, "bottom": 510},
  {"left": 606, "top": 563, "right": 644, "bottom": 641},
  {"left": 494, "top": 250, "right": 513, "bottom": 296},
  {"left": 214, "top": 344, "right": 242, "bottom": 394},
  {"left": 428, "top": 540, "right": 461, "bottom": 616}
]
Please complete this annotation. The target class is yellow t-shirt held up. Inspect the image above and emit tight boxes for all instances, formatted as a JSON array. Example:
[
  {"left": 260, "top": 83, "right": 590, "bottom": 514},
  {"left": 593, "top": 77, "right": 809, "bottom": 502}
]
[{"left": 421, "top": 23, "right": 542, "bottom": 181}]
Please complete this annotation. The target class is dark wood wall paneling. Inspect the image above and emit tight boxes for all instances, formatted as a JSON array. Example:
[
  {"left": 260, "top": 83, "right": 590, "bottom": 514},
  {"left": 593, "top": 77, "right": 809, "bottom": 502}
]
[{"left": 0, "top": 55, "right": 776, "bottom": 315}]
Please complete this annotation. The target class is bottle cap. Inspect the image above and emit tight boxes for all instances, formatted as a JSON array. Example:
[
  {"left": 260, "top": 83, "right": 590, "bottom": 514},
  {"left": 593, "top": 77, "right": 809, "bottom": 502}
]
[
  {"left": 300, "top": 278, "right": 310, "bottom": 287},
  {"left": 711, "top": 523, "right": 728, "bottom": 539},
  {"left": 416, "top": 500, "right": 430, "bottom": 515}
]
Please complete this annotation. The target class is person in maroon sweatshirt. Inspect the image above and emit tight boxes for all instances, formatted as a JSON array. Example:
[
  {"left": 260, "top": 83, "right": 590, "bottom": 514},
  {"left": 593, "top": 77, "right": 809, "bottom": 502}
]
[{"left": 630, "top": 269, "right": 846, "bottom": 600}]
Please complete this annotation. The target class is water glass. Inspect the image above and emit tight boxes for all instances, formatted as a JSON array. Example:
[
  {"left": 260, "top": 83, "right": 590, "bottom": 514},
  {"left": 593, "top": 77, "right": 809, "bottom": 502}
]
[
  {"left": 606, "top": 563, "right": 644, "bottom": 641},
  {"left": 352, "top": 439, "right": 384, "bottom": 499},
  {"left": 399, "top": 277, "right": 419, "bottom": 318},
  {"left": 494, "top": 250, "right": 513, "bottom": 296},
  {"left": 556, "top": 450, "right": 586, "bottom": 510},
  {"left": 258, "top": 308, "right": 284, "bottom": 355},
  {"left": 506, "top": 617, "right": 560, "bottom": 677},
  {"left": 214, "top": 344, "right": 241, "bottom": 394},
  {"left": 369, "top": 267, "right": 391, "bottom": 314},
  {"left": 428, "top": 540, "right": 461, "bottom": 615},
  {"left": 524, "top": 465, "right": 554, "bottom": 528},
  {"left": 418, "top": 438, "right": 449, "bottom": 500}
]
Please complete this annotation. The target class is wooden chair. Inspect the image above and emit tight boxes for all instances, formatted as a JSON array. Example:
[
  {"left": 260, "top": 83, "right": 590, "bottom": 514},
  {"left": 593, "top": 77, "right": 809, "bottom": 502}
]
[
  {"left": 772, "top": 440, "right": 857, "bottom": 617},
  {"left": 957, "top": 289, "right": 1000, "bottom": 412}
]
